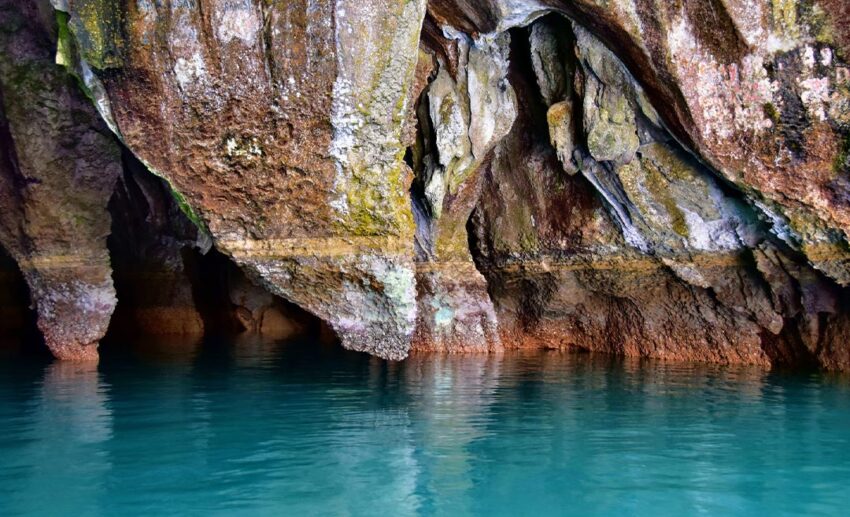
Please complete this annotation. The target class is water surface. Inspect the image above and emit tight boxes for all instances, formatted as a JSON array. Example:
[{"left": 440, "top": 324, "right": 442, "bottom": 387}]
[{"left": 0, "top": 338, "right": 848, "bottom": 516}]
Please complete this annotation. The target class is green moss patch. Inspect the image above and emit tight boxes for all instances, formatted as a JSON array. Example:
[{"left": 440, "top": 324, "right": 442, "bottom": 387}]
[{"left": 67, "top": 0, "right": 124, "bottom": 70}]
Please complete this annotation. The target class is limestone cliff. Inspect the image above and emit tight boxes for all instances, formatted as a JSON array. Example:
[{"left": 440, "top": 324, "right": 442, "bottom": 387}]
[{"left": 1, "top": 0, "right": 850, "bottom": 370}]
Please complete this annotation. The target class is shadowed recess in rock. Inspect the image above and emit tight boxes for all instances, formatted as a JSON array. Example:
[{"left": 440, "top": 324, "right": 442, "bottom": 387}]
[
  {"left": 104, "top": 147, "right": 338, "bottom": 349},
  {"left": 0, "top": 244, "right": 46, "bottom": 359}
]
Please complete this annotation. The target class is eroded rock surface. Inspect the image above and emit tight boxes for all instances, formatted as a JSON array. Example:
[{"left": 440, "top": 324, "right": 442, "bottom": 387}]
[
  {"left": 51, "top": 0, "right": 429, "bottom": 360},
  {"left": 0, "top": 0, "right": 120, "bottom": 361},
  {"left": 409, "top": 27, "right": 515, "bottom": 352},
  {"left": 108, "top": 150, "right": 209, "bottom": 338},
  {"left": 2, "top": 1, "right": 850, "bottom": 369},
  {"left": 467, "top": 12, "right": 850, "bottom": 369},
  {"left": 431, "top": 0, "right": 850, "bottom": 284}
]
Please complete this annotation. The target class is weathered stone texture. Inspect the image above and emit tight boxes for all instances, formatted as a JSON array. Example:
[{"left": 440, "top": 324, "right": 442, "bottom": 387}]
[
  {"left": 432, "top": 0, "right": 850, "bottom": 284},
  {"left": 56, "top": 0, "right": 428, "bottom": 360},
  {"left": 0, "top": 0, "right": 120, "bottom": 361},
  {"left": 108, "top": 151, "right": 208, "bottom": 338},
  {"left": 3, "top": 0, "right": 850, "bottom": 370},
  {"left": 467, "top": 11, "right": 850, "bottom": 370}
]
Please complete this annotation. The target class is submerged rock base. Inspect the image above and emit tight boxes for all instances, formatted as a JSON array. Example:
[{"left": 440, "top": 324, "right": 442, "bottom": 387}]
[{"left": 480, "top": 255, "right": 850, "bottom": 369}]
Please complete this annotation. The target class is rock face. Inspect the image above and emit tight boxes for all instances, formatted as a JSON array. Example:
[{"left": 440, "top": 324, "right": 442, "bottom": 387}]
[
  {"left": 459, "top": 7, "right": 850, "bottom": 369},
  {"left": 410, "top": 26, "right": 515, "bottom": 352},
  {"left": 0, "top": 0, "right": 120, "bottom": 361},
  {"left": 2, "top": 1, "right": 850, "bottom": 369},
  {"left": 430, "top": 0, "right": 850, "bottom": 283},
  {"left": 54, "top": 0, "right": 427, "bottom": 360}
]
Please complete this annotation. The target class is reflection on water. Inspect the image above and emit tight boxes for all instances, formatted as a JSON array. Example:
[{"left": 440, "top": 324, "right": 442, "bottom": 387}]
[
  {"left": 1, "top": 361, "right": 112, "bottom": 514},
  {"left": 0, "top": 339, "right": 849, "bottom": 515}
]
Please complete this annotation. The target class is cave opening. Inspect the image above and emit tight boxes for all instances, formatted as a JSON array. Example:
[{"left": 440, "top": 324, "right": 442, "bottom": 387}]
[
  {"left": 0, "top": 244, "right": 48, "bottom": 359},
  {"left": 101, "top": 145, "right": 339, "bottom": 361}
]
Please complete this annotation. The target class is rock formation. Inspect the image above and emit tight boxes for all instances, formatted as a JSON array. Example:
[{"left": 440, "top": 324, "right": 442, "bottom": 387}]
[
  {"left": 1, "top": 0, "right": 850, "bottom": 369},
  {"left": 0, "top": 0, "right": 120, "bottom": 361},
  {"left": 54, "top": 0, "right": 427, "bottom": 360},
  {"left": 411, "top": 23, "right": 514, "bottom": 352}
]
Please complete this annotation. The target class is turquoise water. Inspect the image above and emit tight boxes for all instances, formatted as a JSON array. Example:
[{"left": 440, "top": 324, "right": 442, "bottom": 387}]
[{"left": 1, "top": 338, "right": 849, "bottom": 516}]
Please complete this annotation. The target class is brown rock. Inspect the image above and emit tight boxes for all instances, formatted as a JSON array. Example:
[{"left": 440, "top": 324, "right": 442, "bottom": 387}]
[
  {"left": 59, "top": 0, "right": 428, "bottom": 360},
  {"left": 5, "top": 0, "right": 847, "bottom": 372},
  {"left": 0, "top": 0, "right": 120, "bottom": 361}
]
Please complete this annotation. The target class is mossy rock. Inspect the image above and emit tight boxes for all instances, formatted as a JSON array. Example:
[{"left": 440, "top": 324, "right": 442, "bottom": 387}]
[{"left": 67, "top": 0, "right": 123, "bottom": 70}]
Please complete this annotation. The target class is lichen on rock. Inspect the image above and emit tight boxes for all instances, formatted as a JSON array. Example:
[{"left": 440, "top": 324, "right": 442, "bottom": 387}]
[{"left": 407, "top": 25, "right": 519, "bottom": 353}]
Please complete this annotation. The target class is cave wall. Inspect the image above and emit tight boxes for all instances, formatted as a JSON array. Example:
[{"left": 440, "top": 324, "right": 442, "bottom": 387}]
[
  {"left": 1, "top": 1, "right": 849, "bottom": 369},
  {"left": 107, "top": 148, "right": 209, "bottom": 338},
  {"left": 466, "top": 16, "right": 850, "bottom": 369},
  {"left": 107, "top": 142, "right": 326, "bottom": 347},
  {"left": 54, "top": 0, "right": 428, "bottom": 360}
]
